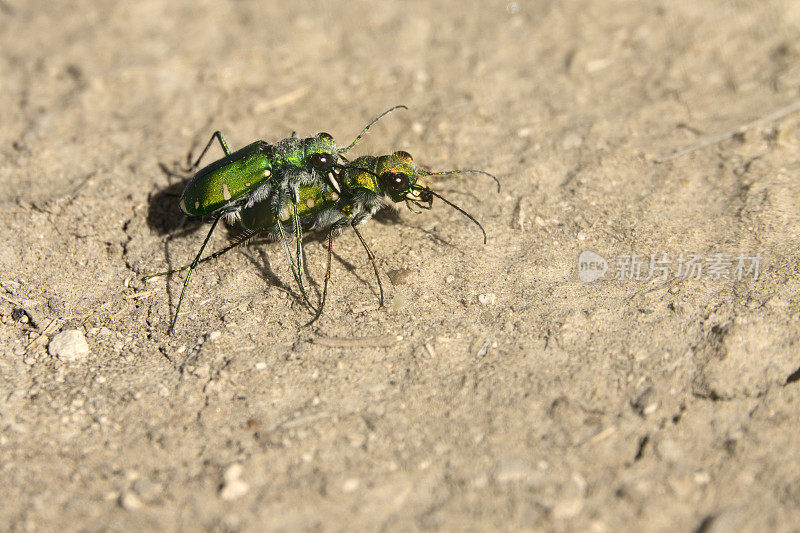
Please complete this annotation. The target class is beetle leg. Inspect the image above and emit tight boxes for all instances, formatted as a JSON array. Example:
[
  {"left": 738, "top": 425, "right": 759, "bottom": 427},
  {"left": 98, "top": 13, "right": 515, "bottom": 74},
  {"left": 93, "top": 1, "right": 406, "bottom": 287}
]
[
  {"left": 276, "top": 210, "right": 318, "bottom": 314},
  {"left": 169, "top": 216, "right": 220, "bottom": 333},
  {"left": 351, "top": 221, "right": 384, "bottom": 308},
  {"left": 188, "top": 131, "right": 231, "bottom": 170},
  {"left": 143, "top": 229, "right": 258, "bottom": 280},
  {"left": 305, "top": 227, "right": 334, "bottom": 326}
]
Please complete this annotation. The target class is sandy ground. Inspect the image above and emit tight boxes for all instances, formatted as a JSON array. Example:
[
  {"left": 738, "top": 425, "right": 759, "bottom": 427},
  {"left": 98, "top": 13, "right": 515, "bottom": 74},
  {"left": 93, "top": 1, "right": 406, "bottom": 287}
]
[{"left": 2, "top": 0, "right": 800, "bottom": 531}]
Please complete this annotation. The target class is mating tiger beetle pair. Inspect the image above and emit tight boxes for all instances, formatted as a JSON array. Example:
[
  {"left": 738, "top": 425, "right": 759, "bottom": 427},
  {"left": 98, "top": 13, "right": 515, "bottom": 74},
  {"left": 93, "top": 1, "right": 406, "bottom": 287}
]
[{"left": 144, "top": 106, "right": 500, "bottom": 333}]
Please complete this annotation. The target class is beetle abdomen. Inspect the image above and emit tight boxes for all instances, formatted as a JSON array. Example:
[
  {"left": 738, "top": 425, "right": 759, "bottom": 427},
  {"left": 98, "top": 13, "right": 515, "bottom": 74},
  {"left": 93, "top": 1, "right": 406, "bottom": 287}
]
[{"left": 180, "top": 141, "right": 274, "bottom": 217}]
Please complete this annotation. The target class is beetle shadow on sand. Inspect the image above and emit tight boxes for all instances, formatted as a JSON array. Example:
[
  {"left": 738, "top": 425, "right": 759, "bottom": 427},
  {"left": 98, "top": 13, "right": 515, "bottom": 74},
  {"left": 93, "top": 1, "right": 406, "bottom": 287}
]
[
  {"left": 239, "top": 229, "right": 376, "bottom": 306},
  {"left": 146, "top": 162, "right": 204, "bottom": 237}
]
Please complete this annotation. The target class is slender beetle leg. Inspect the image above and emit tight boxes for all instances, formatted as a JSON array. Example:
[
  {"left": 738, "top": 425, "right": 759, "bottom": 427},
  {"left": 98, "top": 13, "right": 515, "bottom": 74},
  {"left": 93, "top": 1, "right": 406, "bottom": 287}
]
[
  {"left": 169, "top": 215, "right": 221, "bottom": 334},
  {"left": 351, "top": 221, "right": 384, "bottom": 308},
  {"left": 276, "top": 207, "right": 319, "bottom": 314},
  {"left": 188, "top": 131, "right": 231, "bottom": 170},
  {"left": 143, "top": 230, "right": 257, "bottom": 280},
  {"left": 292, "top": 201, "right": 320, "bottom": 313},
  {"left": 305, "top": 227, "right": 334, "bottom": 326}
]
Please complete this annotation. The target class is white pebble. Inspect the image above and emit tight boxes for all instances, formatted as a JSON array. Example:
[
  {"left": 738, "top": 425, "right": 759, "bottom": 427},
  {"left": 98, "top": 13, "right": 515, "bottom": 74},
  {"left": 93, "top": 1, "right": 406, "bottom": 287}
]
[
  {"left": 48, "top": 330, "right": 90, "bottom": 363},
  {"left": 219, "top": 478, "right": 249, "bottom": 500},
  {"left": 219, "top": 479, "right": 249, "bottom": 500},
  {"left": 224, "top": 464, "right": 243, "bottom": 483},
  {"left": 255, "top": 362, "right": 267, "bottom": 370},
  {"left": 119, "top": 491, "right": 143, "bottom": 510},
  {"left": 478, "top": 293, "right": 497, "bottom": 305},
  {"left": 342, "top": 478, "right": 360, "bottom": 493},
  {"left": 693, "top": 471, "right": 711, "bottom": 485},
  {"left": 220, "top": 464, "right": 249, "bottom": 500}
]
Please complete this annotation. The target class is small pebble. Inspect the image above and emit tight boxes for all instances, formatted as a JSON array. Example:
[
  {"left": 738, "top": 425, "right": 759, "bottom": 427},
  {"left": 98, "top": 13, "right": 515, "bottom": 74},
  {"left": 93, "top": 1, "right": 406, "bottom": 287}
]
[
  {"left": 255, "top": 362, "right": 267, "bottom": 370},
  {"left": 342, "top": 478, "right": 360, "bottom": 493},
  {"left": 207, "top": 330, "right": 222, "bottom": 341},
  {"left": 224, "top": 464, "right": 243, "bottom": 482},
  {"left": 391, "top": 293, "right": 407, "bottom": 312},
  {"left": 478, "top": 293, "right": 497, "bottom": 305},
  {"left": 219, "top": 464, "right": 249, "bottom": 500},
  {"left": 119, "top": 491, "right": 143, "bottom": 510},
  {"left": 11, "top": 309, "right": 29, "bottom": 324},
  {"left": 219, "top": 478, "right": 249, "bottom": 501},
  {"left": 693, "top": 471, "right": 711, "bottom": 486},
  {"left": 655, "top": 437, "right": 682, "bottom": 462},
  {"left": 48, "top": 330, "right": 90, "bottom": 363}
]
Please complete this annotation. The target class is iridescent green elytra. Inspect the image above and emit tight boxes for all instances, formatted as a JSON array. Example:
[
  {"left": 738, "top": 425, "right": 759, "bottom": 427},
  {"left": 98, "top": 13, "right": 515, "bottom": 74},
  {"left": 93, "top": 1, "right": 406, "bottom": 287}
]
[{"left": 145, "top": 106, "right": 407, "bottom": 333}]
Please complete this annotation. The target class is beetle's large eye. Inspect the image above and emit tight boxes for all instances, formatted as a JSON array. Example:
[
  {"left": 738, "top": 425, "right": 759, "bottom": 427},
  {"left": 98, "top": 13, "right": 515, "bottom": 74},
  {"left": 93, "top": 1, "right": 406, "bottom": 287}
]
[
  {"left": 393, "top": 150, "right": 413, "bottom": 162},
  {"left": 310, "top": 152, "right": 333, "bottom": 172},
  {"left": 380, "top": 172, "right": 410, "bottom": 193},
  {"left": 317, "top": 132, "right": 333, "bottom": 141}
]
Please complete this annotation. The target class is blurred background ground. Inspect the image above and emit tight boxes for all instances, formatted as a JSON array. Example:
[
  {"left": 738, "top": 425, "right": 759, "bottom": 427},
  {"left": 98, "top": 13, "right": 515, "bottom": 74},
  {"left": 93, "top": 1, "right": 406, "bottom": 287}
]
[{"left": 1, "top": 0, "right": 800, "bottom": 530}]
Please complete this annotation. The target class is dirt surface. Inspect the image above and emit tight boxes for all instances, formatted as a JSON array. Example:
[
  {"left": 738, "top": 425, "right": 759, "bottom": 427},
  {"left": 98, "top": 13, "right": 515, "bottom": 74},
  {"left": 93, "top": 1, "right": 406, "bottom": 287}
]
[{"left": 2, "top": 1, "right": 800, "bottom": 531}]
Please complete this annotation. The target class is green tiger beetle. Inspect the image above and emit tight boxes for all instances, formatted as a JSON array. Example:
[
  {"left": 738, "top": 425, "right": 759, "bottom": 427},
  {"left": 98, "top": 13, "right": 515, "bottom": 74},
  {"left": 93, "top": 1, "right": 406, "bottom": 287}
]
[
  {"left": 145, "top": 106, "right": 407, "bottom": 333},
  {"left": 156, "top": 150, "right": 500, "bottom": 329}
]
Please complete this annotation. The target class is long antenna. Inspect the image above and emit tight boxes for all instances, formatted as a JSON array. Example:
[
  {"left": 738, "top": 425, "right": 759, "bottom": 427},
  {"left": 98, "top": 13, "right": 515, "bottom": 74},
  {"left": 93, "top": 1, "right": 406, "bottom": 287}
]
[
  {"left": 422, "top": 169, "right": 501, "bottom": 192},
  {"left": 425, "top": 189, "right": 488, "bottom": 244},
  {"left": 340, "top": 105, "right": 408, "bottom": 153}
]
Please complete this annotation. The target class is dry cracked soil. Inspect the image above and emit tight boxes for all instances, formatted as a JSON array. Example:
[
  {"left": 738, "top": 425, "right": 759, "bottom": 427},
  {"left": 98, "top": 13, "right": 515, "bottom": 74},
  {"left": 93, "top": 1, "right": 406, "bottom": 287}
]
[{"left": 2, "top": 1, "right": 800, "bottom": 531}]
